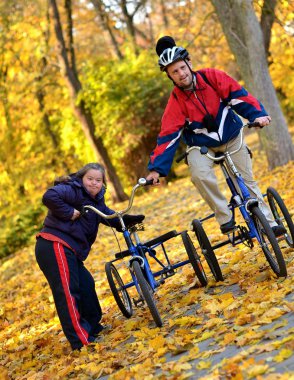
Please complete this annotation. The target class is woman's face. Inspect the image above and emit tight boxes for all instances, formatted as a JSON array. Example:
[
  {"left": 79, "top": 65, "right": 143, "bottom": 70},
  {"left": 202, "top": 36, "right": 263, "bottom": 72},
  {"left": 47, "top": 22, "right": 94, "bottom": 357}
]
[{"left": 82, "top": 169, "right": 104, "bottom": 197}]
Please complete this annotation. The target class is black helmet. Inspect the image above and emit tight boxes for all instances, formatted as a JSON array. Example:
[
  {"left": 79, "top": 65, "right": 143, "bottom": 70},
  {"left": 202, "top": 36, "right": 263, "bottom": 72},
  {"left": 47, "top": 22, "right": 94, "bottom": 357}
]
[{"left": 156, "top": 36, "right": 189, "bottom": 71}]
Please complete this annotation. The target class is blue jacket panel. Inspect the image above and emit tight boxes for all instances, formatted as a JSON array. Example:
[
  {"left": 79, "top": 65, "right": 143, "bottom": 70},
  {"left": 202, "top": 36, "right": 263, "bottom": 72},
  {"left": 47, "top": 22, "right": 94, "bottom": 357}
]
[{"left": 41, "top": 178, "right": 118, "bottom": 261}]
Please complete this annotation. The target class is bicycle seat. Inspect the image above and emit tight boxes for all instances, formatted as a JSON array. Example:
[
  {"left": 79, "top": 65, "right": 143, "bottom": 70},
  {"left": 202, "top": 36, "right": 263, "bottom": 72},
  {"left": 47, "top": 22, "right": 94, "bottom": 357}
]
[{"left": 124, "top": 214, "right": 145, "bottom": 228}]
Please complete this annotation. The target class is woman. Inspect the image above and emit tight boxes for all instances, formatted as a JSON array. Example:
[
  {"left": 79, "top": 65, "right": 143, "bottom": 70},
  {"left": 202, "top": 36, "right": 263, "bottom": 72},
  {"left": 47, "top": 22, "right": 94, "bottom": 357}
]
[{"left": 35, "top": 163, "right": 144, "bottom": 350}]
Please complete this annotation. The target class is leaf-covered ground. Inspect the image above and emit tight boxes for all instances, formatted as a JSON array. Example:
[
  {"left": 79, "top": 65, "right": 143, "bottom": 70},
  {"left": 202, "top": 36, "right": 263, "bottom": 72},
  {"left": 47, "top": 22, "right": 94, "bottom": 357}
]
[{"left": 1, "top": 134, "right": 294, "bottom": 380}]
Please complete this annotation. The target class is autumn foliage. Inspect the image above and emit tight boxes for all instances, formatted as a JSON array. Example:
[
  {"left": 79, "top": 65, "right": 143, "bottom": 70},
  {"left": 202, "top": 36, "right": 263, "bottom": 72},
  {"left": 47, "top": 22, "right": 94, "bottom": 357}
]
[
  {"left": 1, "top": 0, "right": 294, "bottom": 256},
  {"left": 0, "top": 0, "right": 294, "bottom": 378},
  {"left": 0, "top": 131, "right": 293, "bottom": 379}
]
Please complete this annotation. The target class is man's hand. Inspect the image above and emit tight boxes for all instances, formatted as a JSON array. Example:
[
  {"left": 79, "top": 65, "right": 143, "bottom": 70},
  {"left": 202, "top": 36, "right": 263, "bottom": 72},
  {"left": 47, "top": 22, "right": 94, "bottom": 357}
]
[
  {"left": 146, "top": 171, "right": 160, "bottom": 185},
  {"left": 254, "top": 116, "right": 271, "bottom": 127}
]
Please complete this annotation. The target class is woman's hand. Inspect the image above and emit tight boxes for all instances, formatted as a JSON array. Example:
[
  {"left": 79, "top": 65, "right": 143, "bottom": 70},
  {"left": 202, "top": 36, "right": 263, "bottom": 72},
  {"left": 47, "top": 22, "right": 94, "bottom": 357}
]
[{"left": 71, "top": 209, "right": 81, "bottom": 220}]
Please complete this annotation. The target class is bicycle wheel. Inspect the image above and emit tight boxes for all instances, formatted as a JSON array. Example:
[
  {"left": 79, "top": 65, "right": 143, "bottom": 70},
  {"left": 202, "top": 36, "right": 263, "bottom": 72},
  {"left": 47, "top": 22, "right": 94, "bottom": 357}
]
[
  {"left": 251, "top": 206, "right": 287, "bottom": 277},
  {"left": 192, "top": 219, "right": 224, "bottom": 281},
  {"left": 105, "top": 262, "right": 133, "bottom": 318},
  {"left": 267, "top": 187, "right": 294, "bottom": 248},
  {"left": 181, "top": 231, "right": 207, "bottom": 286},
  {"left": 132, "top": 260, "right": 162, "bottom": 327}
]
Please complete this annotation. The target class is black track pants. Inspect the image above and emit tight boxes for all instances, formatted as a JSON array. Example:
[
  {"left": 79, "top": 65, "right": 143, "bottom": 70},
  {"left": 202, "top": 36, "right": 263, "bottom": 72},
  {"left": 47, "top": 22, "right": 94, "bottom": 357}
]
[{"left": 35, "top": 237, "right": 103, "bottom": 350}]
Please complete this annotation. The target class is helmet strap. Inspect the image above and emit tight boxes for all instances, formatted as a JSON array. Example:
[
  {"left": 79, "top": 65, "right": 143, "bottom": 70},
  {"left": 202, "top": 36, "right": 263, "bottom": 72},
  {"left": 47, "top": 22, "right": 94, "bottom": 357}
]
[{"left": 184, "top": 59, "right": 196, "bottom": 90}]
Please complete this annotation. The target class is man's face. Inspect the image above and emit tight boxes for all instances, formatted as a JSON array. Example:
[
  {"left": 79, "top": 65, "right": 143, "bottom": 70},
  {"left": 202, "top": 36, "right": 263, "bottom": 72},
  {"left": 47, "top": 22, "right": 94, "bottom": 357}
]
[{"left": 166, "top": 60, "right": 193, "bottom": 89}]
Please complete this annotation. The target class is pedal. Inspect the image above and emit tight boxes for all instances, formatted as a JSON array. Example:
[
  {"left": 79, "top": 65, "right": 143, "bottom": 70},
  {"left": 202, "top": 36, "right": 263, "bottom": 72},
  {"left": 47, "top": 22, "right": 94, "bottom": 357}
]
[{"left": 228, "top": 225, "right": 253, "bottom": 248}]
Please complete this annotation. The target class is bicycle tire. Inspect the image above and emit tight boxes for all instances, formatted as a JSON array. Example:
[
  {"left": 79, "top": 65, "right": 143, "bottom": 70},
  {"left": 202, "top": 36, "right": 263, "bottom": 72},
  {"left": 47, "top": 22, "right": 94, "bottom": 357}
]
[
  {"left": 132, "top": 260, "right": 162, "bottom": 327},
  {"left": 251, "top": 206, "right": 287, "bottom": 277},
  {"left": 267, "top": 187, "right": 294, "bottom": 248},
  {"left": 192, "top": 219, "right": 224, "bottom": 281},
  {"left": 105, "top": 262, "right": 133, "bottom": 318},
  {"left": 181, "top": 231, "right": 208, "bottom": 286}
]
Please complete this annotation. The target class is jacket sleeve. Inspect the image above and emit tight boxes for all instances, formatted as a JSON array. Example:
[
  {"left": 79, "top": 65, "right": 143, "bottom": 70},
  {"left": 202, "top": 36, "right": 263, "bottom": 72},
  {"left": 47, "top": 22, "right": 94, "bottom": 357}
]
[
  {"left": 202, "top": 68, "right": 268, "bottom": 121},
  {"left": 148, "top": 93, "right": 186, "bottom": 176},
  {"left": 42, "top": 184, "right": 75, "bottom": 221}
]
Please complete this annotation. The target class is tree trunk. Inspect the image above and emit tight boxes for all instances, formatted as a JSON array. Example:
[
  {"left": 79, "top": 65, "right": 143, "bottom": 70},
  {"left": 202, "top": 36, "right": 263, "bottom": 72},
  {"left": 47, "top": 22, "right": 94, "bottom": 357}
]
[
  {"left": 120, "top": 0, "right": 140, "bottom": 54},
  {"left": 160, "top": 0, "right": 169, "bottom": 28},
  {"left": 211, "top": 0, "right": 294, "bottom": 169},
  {"left": 64, "top": 0, "right": 79, "bottom": 75},
  {"left": 260, "top": 0, "right": 277, "bottom": 58},
  {"left": 120, "top": 0, "right": 136, "bottom": 48},
  {"left": 36, "top": 60, "right": 69, "bottom": 171},
  {"left": 49, "top": 0, "right": 128, "bottom": 202},
  {"left": 36, "top": 6, "right": 69, "bottom": 171},
  {"left": 90, "top": 0, "right": 124, "bottom": 60}
]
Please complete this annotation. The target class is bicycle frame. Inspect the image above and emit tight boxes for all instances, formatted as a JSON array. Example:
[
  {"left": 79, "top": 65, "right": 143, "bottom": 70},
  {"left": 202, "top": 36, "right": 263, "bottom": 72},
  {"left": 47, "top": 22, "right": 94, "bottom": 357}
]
[
  {"left": 84, "top": 179, "right": 189, "bottom": 294},
  {"left": 184, "top": 124, "right": 264, "bottom": 244},
  {"left": 219, "top": 152, "right": 261, "bottom": 241},
  {"left": 84, "top": 179, "right": 154, "bottom": 294},
  {"left": 121, "top": 229, "right": 190, "bottom": 292}
]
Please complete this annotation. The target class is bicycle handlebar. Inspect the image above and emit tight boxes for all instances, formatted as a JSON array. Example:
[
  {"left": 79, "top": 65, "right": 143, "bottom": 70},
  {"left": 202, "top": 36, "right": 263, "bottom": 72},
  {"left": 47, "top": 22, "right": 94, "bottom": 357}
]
[
  {"left": 247, "top": 121, "right": 262, "bottom": 129},
  {"left": 176, "top": 122, "right": 261, "bottom": 163},
  {"left": 83, "top": 177, "right": 154, "bottom": 219}
]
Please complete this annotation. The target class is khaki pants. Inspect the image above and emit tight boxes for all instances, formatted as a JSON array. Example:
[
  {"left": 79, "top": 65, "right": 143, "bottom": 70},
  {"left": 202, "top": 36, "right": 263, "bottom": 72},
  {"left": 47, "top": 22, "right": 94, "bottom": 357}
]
[{"left": 187, "top": 133, "right": 275, "bottom": 226}]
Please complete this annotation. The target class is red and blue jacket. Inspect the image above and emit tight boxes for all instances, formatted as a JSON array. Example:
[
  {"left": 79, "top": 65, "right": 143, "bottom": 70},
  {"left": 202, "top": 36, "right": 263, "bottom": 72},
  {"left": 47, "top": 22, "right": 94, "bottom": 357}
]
[
  {"left": 40, "top": 178, "right": 119, "bottom": 261},
  {"left": 148, "top": 68, "right": 268, "bottom": 176}
]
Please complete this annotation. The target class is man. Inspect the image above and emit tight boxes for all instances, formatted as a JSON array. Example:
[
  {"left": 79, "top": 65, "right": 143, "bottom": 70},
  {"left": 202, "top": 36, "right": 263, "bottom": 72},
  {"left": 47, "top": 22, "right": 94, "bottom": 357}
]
[{"left": 146, "top": 36, "right": 285, "bottom": 236}]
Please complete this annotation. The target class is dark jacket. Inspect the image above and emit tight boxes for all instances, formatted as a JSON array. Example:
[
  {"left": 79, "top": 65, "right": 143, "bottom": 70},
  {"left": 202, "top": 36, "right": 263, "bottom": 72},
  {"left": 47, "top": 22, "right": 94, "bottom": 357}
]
[{"left": 41, "top": 177, "right": 118, "bottom": 261}]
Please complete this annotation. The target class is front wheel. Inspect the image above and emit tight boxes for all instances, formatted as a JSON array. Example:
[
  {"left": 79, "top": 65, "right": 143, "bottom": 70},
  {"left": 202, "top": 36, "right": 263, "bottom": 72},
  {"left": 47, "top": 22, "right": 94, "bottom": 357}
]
[
  {"left": 181, "top": 231, "right": 207, "bottom": 286},
  {"left": 251, "top": 206, "right": 287, "bottom": 277},
  {"left": 267, "top": 187, "right": 294, "bottom": 248},
  {"left": 132, "top": 260, "right": 162, "bottom": 327},
  {"left": 105, "top": 262, "right": 133, "bottom": 318},
  {"left": 192, "top": 219, "right": 224, "bottom": 281}
]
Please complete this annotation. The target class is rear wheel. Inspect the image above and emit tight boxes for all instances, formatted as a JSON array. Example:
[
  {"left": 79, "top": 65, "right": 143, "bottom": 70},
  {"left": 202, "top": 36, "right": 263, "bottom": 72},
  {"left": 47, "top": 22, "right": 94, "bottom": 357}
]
[
  {"left": 267, "top": 187, "right": 294, "bottom": 248},
  {"left": 192, "top": 219, "right": 224, "bottom": 281},
  {"left": 105, "top": 262, "right": 133, "bottom": 318},
  {"left": 132, "top": 260, "right": 162, "bottom": 327},
  {"left": 181, "top": 231, "right": 207, "bottom": 286},
  {"left": 251, "top": 206, "right": 287, "bottom": 277}
]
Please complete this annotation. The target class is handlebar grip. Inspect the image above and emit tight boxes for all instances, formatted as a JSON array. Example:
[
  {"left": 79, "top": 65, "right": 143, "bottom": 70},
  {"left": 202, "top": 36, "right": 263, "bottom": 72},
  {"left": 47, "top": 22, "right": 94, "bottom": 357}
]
[
  {"left": 176, "top": 152, "right": 188, "bottom": 163},
  {"left": 80, "top": 206, "right": 89, "bottom": 215},
  {"left": 247, "top": 121, "right": 261, "bottom": 129},
  {"left": 145, "top": 179, "right": 157, "bottom": 186},
  {"left": 138, "top": 178, "right": 158, "bottom": 186}
]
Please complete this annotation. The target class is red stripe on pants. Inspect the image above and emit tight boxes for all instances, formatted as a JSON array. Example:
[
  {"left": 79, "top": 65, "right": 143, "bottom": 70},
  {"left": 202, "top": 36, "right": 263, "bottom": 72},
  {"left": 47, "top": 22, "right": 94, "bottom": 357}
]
[{"left": 53, "top": 241, "right": 89, "bottom": 345}]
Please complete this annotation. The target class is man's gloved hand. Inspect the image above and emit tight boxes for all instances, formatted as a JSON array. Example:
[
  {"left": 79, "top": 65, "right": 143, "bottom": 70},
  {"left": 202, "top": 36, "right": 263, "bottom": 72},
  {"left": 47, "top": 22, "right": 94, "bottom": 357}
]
[{"left": 116, "top": 214, "right": 145, "bottom": 232}]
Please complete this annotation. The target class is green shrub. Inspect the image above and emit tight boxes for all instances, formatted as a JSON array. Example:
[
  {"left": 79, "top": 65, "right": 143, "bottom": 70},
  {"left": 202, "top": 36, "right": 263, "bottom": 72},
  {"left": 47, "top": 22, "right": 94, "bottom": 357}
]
[
  {"left": 0, "top": 206, "right": 45, "bottom": 259},
  {"left": 82, "top": 50, "right": 171, "bottom": 187}
]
